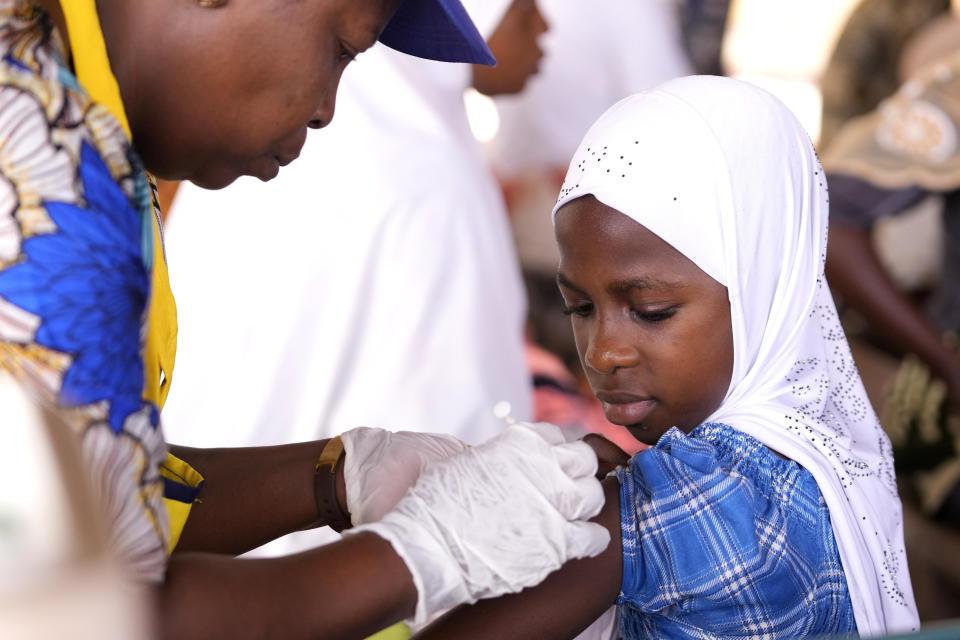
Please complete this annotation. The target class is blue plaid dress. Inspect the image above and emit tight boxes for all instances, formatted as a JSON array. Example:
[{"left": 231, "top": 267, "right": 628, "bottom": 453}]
[{"left": 615, "top": 423, "right": 857, "bottom": 639}]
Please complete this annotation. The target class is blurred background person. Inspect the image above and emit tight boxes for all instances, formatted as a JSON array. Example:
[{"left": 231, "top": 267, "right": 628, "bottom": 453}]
[
  {"left": 821, "top": 7, "right": 960, "bottom": 621},
  {"left": 825, "top": 12, "right": 960, "bottom": 415},
  {"left": 487, "top": 0, "right": 692, "bottom": 267},
  {"left": 678, "top": 0, "right": 733, "bottom": 75},
  {"left": 488, "top": 0, "right": 691, "bottom": 222},
  {"left": 162, "top": 0, "right": 542, "bottom": 557},
  {"left": 819, "top": 0, "right": 950, "bottom": 149},
  {"left": 490, "top": 0, "right": 692, "bottom": 191}
]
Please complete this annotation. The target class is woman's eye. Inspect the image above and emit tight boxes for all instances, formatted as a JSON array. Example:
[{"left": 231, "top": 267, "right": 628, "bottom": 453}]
[
  {"left": 560, "top": 302, "right": 592, "bottom": 317},
  {"left": 632, "top": 307, "right": 676, "bottom": 323}
]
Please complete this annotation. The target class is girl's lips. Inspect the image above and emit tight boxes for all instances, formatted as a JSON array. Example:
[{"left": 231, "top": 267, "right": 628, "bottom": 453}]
[{"left": 598, "top": 397, "right": 656, "bottom": 426}]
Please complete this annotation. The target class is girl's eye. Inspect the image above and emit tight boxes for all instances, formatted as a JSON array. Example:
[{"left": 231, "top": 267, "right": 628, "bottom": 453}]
[
  {"left": 632, "top": 307, "right": 676, "bottom": 324},
  {"left": 560, "top": 302, "right": 593, "bottom": 317}
]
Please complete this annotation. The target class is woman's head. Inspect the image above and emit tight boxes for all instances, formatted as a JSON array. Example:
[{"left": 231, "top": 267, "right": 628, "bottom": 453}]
[
  {"left": 94, "top": 0, "right": 491, "bottom": 188},
  {"left": 555, "top": 195, "right": 732, "bottom": 444},
  {"left": 552, "top": 76, "right": 830, "bottom": 442}
]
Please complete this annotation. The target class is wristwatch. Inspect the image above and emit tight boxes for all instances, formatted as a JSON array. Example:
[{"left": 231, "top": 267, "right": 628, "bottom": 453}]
[{"left": 314, "top": 436, "right": 351, "bottom": 532}]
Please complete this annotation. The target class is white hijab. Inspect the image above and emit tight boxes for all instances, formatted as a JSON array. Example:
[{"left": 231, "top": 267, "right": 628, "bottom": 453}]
[{"left": 552, "top": 76, "right": 919, "bottom": 636}]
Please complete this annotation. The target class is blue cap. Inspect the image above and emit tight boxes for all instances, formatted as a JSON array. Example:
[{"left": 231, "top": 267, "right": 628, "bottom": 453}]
[{"left": 379, "top": 0, "right": 497, "bottom": 66}]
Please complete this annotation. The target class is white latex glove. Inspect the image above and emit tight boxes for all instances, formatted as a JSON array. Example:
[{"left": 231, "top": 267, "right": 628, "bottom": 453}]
[
  {"left": 341, "top": 427, "right": 468, "bottom": 525},
  {"left": 344, "top": 421, "right": 610, "bottom": 625}
]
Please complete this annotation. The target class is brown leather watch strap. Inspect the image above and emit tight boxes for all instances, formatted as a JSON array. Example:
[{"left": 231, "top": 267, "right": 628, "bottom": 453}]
[{"left": 314, "top": 436, "right": 351, "bottom": 532}]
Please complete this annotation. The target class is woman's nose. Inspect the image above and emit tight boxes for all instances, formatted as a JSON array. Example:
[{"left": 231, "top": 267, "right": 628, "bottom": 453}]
[
  {"left": 308, "top": 93, "right": 336, "bottom": 130},
  {"left": 584, "top": 323, "right": 638, "bottom": 375}
]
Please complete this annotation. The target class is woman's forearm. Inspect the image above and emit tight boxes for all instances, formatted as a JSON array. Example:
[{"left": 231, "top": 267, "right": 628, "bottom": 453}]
[
  {"left": 159, "top": 531, "right": 416, "bottom": 640},
  {"left": 169, "top": 440, "right": 346, "bottom": 555}
]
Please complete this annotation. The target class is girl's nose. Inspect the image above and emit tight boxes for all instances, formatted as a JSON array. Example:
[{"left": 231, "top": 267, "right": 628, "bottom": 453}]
[{"left": 584, "top": 324, "right": 639, "bottom": 375}]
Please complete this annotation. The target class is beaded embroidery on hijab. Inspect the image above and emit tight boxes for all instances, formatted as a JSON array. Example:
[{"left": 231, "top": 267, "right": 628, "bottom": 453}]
[{"left": 552, "top": 76, "right": 919, "bottom": 635}]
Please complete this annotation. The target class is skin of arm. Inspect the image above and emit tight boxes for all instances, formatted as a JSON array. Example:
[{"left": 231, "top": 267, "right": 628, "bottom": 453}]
[
  {"left": 169, "top": 440, "right": 347, "bottom": 555},
  {"left": 158, "top": 531, "right": 417, "bottom": 640},
  {"left": 410, "top": 477, "right": 623, "bottom": 640},
  {"left": 159, "top": 442, "right": 422, "bottom": 639},
  {"left": 161, "top": 435, "right": 621, "bottom": 639},
  {"left": 825, "top": 222, "right": 960, "bottom": 408}
]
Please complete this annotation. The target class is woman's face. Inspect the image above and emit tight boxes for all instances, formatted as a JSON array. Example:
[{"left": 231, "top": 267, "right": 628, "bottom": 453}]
[
  {"left": 120, "top": 0, "right": 403, "bottom": 189},
  {"left": 555, "top": 196, "right": 734, "bottom": 445}
]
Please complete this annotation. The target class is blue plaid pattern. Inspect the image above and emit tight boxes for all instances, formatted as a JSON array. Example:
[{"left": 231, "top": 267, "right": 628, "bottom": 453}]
[{"left": 615, "top": 423, "right": 857, "bottom": 639}]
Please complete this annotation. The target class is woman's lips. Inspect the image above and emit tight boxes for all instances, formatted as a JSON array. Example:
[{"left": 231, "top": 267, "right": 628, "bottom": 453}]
[{"left": 595, "top": 392, "right": 656, "bottom": 426}]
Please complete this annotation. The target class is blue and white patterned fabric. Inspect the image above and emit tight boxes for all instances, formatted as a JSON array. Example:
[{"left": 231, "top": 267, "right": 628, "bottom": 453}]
[
  {"left": 615, "top": 423, "right": 857, "bottom": 639},
  {"left": 0, "top": 2, "right": 171, "bottom": 580}
]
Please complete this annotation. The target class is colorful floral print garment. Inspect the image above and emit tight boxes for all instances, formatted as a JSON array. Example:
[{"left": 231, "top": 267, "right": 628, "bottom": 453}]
[{"left": 0, "top": 2, "right": 169, "bottom": 580}]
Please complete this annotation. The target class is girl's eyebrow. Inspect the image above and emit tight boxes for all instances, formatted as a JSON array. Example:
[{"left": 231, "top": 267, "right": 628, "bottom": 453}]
[
  {"left": 556, "top": 271, "right": 683, "bottom": 294},
  {"left": 609, "top": 277, "right": 683, "bottom": 294},
  {"left": 556, "top": 271, "right": 585, "bottom": 293}
]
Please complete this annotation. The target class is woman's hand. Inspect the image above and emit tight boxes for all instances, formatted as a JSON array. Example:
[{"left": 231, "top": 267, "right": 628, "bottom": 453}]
[
  {"left": 340, "top": 427, "right": 469, "bottom": 525},
  {"left": 347, "top": 421, "right": 609, "bottom": 625}
]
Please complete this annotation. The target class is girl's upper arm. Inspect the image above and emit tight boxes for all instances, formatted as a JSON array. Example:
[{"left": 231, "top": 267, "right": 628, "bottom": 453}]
[{"left": 412, "top": 477, "right": 623, "bottom": 640}]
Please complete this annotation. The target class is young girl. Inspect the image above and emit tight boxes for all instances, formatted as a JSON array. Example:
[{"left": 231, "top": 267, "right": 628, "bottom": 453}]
[{"left": 413, "top": 75, "right": 919, "bottom": 638}]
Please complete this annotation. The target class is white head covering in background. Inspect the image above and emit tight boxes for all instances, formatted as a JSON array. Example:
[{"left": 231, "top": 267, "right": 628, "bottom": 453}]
[
  {"left": 492, "top": 0, "right": 692, "bottom": 178},
  {"left": 553, "top": 76, "right": 919, "bottom": 635},
  {"left": 490, "top": 0, "right": 692, "bottom": 274},
  {"left": 162, "top": 0, "right": 529, "bottom": 552}
]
